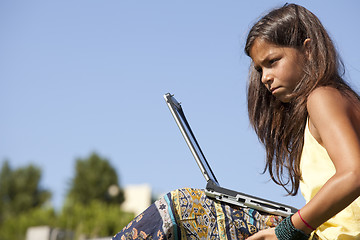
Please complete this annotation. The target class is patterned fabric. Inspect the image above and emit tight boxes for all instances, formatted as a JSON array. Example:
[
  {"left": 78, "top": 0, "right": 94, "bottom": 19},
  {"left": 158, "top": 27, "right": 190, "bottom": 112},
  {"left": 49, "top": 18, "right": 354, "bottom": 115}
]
[{"left": 112, "top": 188, "right": 283, "bottom": 240}]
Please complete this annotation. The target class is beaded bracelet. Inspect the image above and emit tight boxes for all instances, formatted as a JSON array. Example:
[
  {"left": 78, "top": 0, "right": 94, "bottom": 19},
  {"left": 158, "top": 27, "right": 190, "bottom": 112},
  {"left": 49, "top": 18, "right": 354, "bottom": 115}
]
[{"left": 275, "top": 214, "right": 310, "bottom": 240}]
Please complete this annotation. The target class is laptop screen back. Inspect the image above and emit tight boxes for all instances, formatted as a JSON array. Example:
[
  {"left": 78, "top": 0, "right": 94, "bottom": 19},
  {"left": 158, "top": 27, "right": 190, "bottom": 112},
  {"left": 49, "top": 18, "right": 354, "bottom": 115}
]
[{"left": 164, "top": 93, "right": 219, "bottom": 185}]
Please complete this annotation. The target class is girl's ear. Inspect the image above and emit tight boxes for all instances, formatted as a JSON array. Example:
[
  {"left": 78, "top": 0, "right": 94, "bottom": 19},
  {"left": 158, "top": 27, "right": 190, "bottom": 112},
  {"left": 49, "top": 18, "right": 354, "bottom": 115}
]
[{"left": 303, "top": 38, "right": 311, "bottom": 59}]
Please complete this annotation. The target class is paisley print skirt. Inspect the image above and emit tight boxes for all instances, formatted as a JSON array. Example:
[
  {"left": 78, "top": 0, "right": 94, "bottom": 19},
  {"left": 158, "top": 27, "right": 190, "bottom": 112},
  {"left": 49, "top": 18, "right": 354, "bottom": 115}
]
[{"left": 112, "top": 188, "right": 283, "bottom": 240}]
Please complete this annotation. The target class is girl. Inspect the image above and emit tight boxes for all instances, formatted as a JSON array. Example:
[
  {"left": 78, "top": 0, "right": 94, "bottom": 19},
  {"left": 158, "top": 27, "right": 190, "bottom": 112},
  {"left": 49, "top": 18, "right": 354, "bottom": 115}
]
[
  {"left": 112, "top": 4, "right": 360, "bottom": 240},
  {"left": 245, "top": 3, "right": 360, "bottom": 240}
]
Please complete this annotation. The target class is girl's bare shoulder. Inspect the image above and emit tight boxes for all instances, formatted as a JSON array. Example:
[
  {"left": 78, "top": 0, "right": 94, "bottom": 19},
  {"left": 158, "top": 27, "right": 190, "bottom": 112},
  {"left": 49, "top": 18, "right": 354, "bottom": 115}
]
[
  {"left": 307, "top": 86, "right": 358, "bottom": 116},
  {"left": 306, "top": 86, "right": 360, "bottom": 144}
]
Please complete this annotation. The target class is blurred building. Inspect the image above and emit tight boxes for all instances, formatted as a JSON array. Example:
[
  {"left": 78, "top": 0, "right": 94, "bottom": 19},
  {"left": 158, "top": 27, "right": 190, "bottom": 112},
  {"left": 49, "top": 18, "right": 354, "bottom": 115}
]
[
  {"left": 121, "top": 184, "right": 152, "bottom": 216},
  {"left": 25, "top": 226, "right": 73, "bottom": 240}
]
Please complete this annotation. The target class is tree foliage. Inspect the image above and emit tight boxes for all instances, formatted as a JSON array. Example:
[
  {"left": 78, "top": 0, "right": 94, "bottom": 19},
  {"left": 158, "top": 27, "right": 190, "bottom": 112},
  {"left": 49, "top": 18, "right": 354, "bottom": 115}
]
[
  {"left": 67, "top": 152, "right": 124, "bottom": 205},
  {"left": 60, "top": 152, "right": 130, "bottom": 239},
  {"left": 58, "top": 200, "right": 134, "bottom": 239},
  {"left": 0, "top": 160, "right": 53, "bottom": 240},
  {"left": 0, "top": 207, "right": 57, "bottom": 240},
  {"left": 0, "top": 160, "right": 51, "bottom": 221},
  {"left": 0, "top": 153, "right": 131, "bottom": 240}
]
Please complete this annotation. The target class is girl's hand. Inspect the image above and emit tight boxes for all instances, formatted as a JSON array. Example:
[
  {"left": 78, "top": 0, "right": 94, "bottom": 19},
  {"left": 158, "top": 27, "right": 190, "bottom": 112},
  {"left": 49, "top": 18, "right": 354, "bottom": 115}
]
[{"left": 246, "top": 228, "right": 278, "bottom": 240}]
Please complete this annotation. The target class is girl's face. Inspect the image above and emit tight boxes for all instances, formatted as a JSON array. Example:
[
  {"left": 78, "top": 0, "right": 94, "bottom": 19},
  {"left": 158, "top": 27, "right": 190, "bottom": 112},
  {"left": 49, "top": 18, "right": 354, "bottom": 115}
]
[{"left": 249, "top": 38, "right": 307, "bottom": 103}]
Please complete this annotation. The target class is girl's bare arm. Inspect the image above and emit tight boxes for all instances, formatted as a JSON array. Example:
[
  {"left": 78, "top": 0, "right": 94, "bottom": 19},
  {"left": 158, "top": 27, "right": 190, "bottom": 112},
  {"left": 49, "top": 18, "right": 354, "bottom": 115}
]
[{"left": 291, "top": 86, "right": 360, "bottom": 234}]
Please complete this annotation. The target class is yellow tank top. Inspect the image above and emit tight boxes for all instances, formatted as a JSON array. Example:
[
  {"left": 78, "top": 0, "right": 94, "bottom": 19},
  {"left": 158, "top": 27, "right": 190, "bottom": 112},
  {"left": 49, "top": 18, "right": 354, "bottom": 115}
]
[{"left": 300, "top": 120, "right": 360, "bottom": 239}]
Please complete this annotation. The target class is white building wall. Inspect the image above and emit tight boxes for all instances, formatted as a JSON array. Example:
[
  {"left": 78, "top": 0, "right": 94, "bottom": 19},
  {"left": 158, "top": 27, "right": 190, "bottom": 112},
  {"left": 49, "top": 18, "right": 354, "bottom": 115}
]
[
  {"left": 26, "top": 226, "right": 51, "bottom": 240},
  {"left": 121, "top": 184, "right": 152, "bottom": 216}
]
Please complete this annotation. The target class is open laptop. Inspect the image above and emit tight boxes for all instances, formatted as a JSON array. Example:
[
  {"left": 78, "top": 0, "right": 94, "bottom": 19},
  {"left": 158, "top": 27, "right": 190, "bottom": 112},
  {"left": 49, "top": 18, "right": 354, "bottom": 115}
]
[{"left": 164, "top": 93, "right": 298, "bottom": 217}]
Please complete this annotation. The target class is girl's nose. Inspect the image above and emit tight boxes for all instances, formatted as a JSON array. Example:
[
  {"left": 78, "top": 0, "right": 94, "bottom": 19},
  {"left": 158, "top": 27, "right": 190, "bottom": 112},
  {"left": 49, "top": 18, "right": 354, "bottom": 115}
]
[{"left": 261, "top": 72, "right": 273, "bottom": 85}]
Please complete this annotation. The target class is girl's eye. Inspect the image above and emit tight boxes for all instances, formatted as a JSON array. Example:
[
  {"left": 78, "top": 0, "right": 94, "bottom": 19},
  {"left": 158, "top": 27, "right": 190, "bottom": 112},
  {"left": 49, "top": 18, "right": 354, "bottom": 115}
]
[{"left": 269, "top": 58, "right": 279, "bottom": 65}]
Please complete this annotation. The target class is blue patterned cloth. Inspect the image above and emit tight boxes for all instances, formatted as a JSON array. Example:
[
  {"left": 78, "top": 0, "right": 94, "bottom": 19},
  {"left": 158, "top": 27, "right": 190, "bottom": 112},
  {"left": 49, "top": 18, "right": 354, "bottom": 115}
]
[{"left": 112, "top": 188, "right": 283, "bottom": 240}]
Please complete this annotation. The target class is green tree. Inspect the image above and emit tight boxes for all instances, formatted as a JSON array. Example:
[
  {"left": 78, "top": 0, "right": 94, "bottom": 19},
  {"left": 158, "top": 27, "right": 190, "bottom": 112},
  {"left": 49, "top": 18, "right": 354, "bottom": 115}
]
[
  {"left": 0, "top": 160, "right": 51, "bottom": 220},
  {"left": 0, "top": 160, "right": 53, "bottom": 240},
  {"left": 0, "top": 154, "right": 131, "bottom": 240},
  {"left": 67, "top": 152, "right": 124, "bottom": 205},
  {"left": 58, "top": 200, "right": 134, "bottom": 239},
  {"left": 0, "top": 207, "right": 57, "bottom": 240},
  {"left": 61, "top": 152, "right": 129, "bottom": 239}
]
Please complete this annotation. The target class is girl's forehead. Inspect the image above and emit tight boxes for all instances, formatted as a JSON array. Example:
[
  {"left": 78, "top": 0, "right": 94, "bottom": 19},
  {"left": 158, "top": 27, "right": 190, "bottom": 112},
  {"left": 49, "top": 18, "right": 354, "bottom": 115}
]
[
  {"left": 249, "top": 39, "right": 280, "bottom": 62},
  {"left": 249, "top": 38, "right": 299, "bottom": 64}
]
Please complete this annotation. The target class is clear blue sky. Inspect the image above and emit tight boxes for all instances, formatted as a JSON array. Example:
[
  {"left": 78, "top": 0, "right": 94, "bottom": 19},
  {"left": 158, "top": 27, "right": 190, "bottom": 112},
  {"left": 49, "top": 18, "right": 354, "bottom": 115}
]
[{"left": 1, "top": 1, "right": 359, "bottom": 210}]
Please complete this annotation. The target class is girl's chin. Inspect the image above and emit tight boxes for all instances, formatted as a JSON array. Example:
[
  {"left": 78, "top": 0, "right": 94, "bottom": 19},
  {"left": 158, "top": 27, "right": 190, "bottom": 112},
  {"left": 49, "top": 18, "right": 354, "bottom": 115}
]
[
  {"left": 274, "top": 93, "right": 293, "bottom": 103},
  {"left": 272, "top": 88, "right": 296, "bottom": 103}
]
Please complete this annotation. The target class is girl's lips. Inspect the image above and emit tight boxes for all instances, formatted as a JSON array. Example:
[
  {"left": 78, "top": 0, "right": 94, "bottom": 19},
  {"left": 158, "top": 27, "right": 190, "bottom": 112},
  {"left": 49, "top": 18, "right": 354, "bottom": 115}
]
[{"left": 270, "top": 87, "right": 279, "bottom": 93}]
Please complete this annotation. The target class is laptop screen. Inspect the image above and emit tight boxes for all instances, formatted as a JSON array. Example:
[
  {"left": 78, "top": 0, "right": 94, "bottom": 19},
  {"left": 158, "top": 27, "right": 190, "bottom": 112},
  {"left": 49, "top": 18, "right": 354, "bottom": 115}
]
[{"left": 164, "top": 93, "right": 219, "bottom": 185}]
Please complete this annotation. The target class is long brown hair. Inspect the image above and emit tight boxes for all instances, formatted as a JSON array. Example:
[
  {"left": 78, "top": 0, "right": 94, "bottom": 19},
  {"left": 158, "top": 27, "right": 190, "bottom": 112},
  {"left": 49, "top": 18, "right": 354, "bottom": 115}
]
[{"left": 244, "top": 4, "right": 358, "bottom": 195}]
